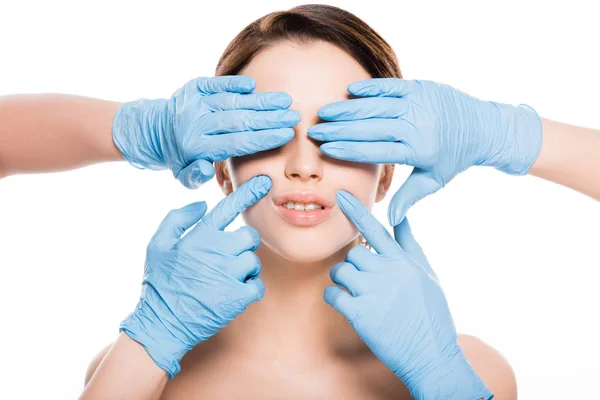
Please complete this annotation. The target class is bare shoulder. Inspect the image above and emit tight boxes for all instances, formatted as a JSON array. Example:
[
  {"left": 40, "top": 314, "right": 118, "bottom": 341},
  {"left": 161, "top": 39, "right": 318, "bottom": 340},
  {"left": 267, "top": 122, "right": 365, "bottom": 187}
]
[
  {"left": 457, "top": 334, "right": 517, "bottom": 400},
  {"left": 84, "top": 342, "right": 114, "bottom": 386}
]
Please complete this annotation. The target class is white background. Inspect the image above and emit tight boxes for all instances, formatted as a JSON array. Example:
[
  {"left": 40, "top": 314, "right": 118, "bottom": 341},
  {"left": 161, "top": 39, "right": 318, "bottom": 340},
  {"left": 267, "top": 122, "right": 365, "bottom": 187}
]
[{"left": 1, "top": 0, "right": 599, "bottom": 398}]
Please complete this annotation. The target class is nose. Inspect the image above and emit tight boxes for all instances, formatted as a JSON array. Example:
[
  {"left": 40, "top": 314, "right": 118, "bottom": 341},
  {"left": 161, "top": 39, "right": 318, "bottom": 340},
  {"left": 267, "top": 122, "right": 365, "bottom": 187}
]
[{"left": 283, "top": 120, "right": 323, "bottom": 183}]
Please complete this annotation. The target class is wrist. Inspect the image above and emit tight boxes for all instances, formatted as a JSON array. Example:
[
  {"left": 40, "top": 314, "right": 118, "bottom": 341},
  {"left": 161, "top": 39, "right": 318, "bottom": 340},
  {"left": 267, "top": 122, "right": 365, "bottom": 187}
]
[
  {"left": 119, "top": 298, "right": 191, "bottom": 380},
  {"left": 483, "top": 101, "right": 543, "bottom": 175},
  {"left": 112, "top": 98, "right": 171, "bottom": 170},
  {"left": 405, "top": 352, "right": 493, "bottom": 400}
]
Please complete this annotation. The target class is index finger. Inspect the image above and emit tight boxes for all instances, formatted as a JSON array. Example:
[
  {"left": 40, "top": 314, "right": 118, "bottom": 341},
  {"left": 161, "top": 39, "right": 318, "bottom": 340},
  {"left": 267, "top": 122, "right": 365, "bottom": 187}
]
[
  {"left": 199, "top": 175, "right": 272, "bottom": 231},
  {"left": 196, "top": 75, "right": 256, "bottom": 94},
  {"left": 335, "top": 190, "right": 400, "bottom": 256},
  {"left": 316, "top": 97, "right": 408, "bottom": 122},
  {"left": 203, "top": 91, "right": 293, "bottom": 111}
]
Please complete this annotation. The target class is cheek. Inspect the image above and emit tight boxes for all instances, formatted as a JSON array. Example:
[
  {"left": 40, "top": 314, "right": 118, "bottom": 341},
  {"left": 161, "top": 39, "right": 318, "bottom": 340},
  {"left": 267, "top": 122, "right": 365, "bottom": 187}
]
[
  {"left": 330, "top": 163, "right": 382, "bottom": 207},
  {"left": 228, "top": 155, "right": 277, "bottom": 190}
]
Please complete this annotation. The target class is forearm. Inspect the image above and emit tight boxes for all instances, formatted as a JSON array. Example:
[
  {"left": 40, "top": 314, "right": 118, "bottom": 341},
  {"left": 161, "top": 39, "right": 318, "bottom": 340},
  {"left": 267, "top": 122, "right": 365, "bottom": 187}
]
[
  {"left": 529, "top": 117, "right": 600, "bottom": 199},
  {"left": 0, "top": 94, "right": 123, "bottom": 177},
  {"left": 80, "top": 333, "right": 168, "bottom": 400}
]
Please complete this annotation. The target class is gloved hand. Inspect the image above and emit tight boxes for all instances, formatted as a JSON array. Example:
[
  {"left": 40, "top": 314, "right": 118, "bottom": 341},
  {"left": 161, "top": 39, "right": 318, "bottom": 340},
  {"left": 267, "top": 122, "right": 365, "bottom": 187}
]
[
  {"left": 307, "top": 78, "right": 543, "bottom": 225},
  {"left": 324, "top": 190, "right": 493, "bottom": 400},
  {"left": 119, "top": 175, "right": 271, "bottom": 379},
  {"left": 113, "top": 75, "right": 301, "bottom": 188}
]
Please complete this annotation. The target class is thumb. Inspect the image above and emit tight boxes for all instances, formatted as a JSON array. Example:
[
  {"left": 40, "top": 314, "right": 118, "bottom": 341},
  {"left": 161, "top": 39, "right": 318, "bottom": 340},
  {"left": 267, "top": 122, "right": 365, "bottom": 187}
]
[
  {"left": 175, "top": 159, "right": 215, "bottom": 189},
  {"left": 388, "top": 168, "right": 442, "bottom": 226},
  {"left": 393, "top": 219, "right": 438, "bottom": 280},
  {"left": 152, "top": 201, "right": 208, "bottom": 248}
]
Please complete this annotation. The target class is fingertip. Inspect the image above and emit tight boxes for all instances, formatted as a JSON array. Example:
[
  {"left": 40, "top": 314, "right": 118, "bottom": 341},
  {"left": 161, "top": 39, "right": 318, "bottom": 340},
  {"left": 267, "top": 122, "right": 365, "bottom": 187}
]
[
  {"left": 179, "top": 200, "right": 208, "bottom": 214},
  {"left": 240, "top": 175, "right": 272, "bottom": 206},
  {"left": 323, "top": 285, "right": 341, "bottom": 306},
  {"left": 252, "top": 174, "right": 272, "bottom": 192},
  {"left": 270, "top": 91, "right": 293, "bottom": 108},
  {"left": 387, "top": 204, "right": 405, "bottom": 227},
  {"left": 286, "top": 109, "right": 302, "bottom": 125},
  {"left": 179, "top": 160, "right": 214, "bottom": 189},
  {"left": 319, "top": 142, "right": 346, "bottom": 159},
  {"left": 316, "top": 105, "right": 328, "bottom": 119},
  {"left": 329, "top": 262, "right": 343, "bottom": 283},
  {"left": 194, "top": 162, "right": 215, "bottom": 186},
  {"left": 347, "top": 80, "right": 374, "bottom": 96},
  {"left": 199, "top": 160, "right": 215, "bottom": 177},
  {"left": 233, "top": 75, "right": 256, "bottom": 92},
  {"left": 335, "top": 190, "right": 347, "bottom": 204},
  {"left": 248, "top": 277, "right": 266, "bottom": 301},
  {"left": 316, "top": 103, "right": 339, "bottom": 120},
  {"left": 335, "top": 190, "right": 357, "bottom": 212},
  {"left": 245, "top": 225, "right": 262, "bottom": 251}
]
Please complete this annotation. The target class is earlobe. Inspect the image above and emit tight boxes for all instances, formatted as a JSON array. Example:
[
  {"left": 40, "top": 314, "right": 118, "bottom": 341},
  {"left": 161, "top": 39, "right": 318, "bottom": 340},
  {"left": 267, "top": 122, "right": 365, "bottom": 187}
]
[
  {"left": 375, "top": 164, "right": 395, "bottom": 203},
  {"left": 215, "top": 161, "right": 233, "bottom": 196}
]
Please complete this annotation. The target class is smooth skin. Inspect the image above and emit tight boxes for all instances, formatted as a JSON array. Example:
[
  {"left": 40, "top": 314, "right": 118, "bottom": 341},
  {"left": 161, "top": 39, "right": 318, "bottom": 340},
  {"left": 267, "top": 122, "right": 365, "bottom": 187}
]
[{"left": 0, "top": 76, "right": 301, "bottom": 187}]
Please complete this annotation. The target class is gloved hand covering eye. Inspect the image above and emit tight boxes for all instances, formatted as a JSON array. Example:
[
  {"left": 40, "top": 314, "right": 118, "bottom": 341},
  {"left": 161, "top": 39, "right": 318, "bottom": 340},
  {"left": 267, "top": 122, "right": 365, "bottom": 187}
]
[
  {"left": 324, "top": 190, "right": 493, "bottom": 400},
  {"left": 119, "top": 175, "right": 271, "bottom": 379},
  {"left": 113, "top": 75, "right": 301, "bottom": 188},
  {"left": 308, "top": 78, "right": 543, "bottom": 225}
]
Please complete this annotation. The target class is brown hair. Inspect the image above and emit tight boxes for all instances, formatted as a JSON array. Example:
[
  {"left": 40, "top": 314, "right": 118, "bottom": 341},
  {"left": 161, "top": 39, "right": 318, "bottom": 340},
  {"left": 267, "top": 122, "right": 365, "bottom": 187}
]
[
  {"left": 214, "top": 4, "right": 400, "bottom": 249},
  {"left": 215, "top": 4, "right": 402, "bottom": 79}
]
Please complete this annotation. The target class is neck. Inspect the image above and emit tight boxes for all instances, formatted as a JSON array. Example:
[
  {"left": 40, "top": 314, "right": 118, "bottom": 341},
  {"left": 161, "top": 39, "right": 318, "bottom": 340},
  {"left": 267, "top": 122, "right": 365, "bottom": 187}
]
[{"left": 210, "top": 238, "right": 367, "bottom": 367}]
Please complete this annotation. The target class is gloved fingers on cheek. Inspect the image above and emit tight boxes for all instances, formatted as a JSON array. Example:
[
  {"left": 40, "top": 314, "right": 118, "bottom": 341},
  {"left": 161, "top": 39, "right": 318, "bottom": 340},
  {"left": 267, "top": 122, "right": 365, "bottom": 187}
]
[
  {"left": 330, "top": 262, "right": 369, "bottom": 297},
  {"left": 230, "top": 251, "right": 262, "bottom": 282},
  {"left": 323, "top": 286, "right": 360, "bottom": 323}
]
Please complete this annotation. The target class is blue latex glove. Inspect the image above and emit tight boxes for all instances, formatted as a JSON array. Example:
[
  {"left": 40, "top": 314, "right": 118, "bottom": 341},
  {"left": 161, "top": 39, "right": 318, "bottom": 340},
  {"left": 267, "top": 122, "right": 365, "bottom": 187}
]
[
  {"left": 113, "top": 75, "right": 300, "bottom": 188},
  {"left": 324, "top": 190, "right": 493, "bottom": 400},
  {"left": 119, "top": 175, "right": 271, "bottom": 379},
  {"left": 307, "top": 78, "right": 543, "bottom": 225}
]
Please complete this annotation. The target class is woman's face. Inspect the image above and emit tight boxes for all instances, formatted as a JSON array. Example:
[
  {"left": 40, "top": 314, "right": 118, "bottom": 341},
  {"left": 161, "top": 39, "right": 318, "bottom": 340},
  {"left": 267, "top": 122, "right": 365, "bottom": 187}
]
[{"left": 217, "top": 40, "right": 393, "bottom": 262}]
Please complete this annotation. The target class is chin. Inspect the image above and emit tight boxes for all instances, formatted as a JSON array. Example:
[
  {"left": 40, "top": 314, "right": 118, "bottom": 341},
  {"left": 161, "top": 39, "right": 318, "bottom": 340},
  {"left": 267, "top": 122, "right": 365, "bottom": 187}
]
[
  {"left": 263, "top": 239, "right": 352, "bottom": 262},
  {"left": 262, "top": 238, "right": 346, "bottom": 262},
  {"left": 259, "top": 225, "right": 358, "bottom": 263}
]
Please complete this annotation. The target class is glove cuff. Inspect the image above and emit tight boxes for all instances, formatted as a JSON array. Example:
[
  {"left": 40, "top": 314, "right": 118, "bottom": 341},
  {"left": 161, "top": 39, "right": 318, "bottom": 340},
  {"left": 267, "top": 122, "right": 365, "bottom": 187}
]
[
  {"left": 406, "top": 352, "right": 494, "bottom": 400},
  {"left": 119, "top": 298, "right": 191, "bottom": 380},
  {"left": 112, "top": 98, "right": 171, "bottom": 171},
  {"left": 485, "top": 102, "right": 543, "bottom": 176}
]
